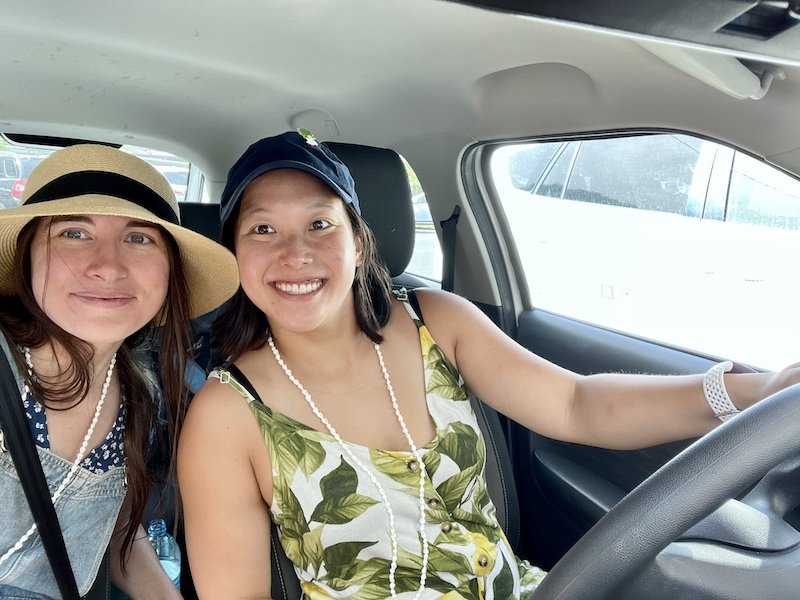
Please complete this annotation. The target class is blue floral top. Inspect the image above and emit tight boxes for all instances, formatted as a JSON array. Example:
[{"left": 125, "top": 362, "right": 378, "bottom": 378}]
[{"left": 23, "top": 393, "right": 126, "bottom": 474}]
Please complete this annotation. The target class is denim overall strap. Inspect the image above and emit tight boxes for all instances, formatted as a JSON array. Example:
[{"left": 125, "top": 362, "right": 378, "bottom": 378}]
[
  {"left": 0, "top": 342, "right": 80, "bottom": 599},
  {"left": 0, "top": 334, "right": 122, "bottom": 598},
  {"left": 0, "top": 446, "right": 125, "bottom": 597}
]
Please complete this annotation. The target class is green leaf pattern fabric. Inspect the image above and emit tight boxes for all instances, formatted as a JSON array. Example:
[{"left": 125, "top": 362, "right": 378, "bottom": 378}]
[{"left": 215, "top": 302, "right": 545, "bottom": 598}]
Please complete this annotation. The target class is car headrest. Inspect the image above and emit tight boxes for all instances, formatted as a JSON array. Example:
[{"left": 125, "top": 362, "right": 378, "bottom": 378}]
[{"left": 327, "top": 142, "right": 414, "bottom": 278}]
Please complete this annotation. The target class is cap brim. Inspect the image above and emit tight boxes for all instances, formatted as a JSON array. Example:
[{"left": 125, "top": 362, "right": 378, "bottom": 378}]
[{"left": 221, "top": 159, "right": 357, "bottom": 227}]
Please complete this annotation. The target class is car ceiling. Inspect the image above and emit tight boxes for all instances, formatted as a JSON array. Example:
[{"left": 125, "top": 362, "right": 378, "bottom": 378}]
[{"left": 2, "top": 0, "right": 799, "bottom": 188}]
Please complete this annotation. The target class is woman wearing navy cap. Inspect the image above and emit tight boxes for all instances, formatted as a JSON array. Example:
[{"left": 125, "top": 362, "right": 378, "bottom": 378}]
[{"left": 178, "top": 130, "right": 800, "bottom": 599}]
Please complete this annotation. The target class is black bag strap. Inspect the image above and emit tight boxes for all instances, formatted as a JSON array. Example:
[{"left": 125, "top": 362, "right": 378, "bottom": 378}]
[
  {"left": 439, "top": 205, "right": 461, "bottom": 293},
  {"left": 406, "top": 288, "right": 423, "bottom": 323},
  {"left": 0, "top": 349, "right": 81, "bottom": 600}
]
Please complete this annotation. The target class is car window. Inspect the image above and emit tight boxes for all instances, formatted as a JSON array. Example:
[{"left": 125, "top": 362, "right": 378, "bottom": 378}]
[
  {"left": 489, "top": 132, "right": 800, "bottom": 370},
  {"left": 19, "top": 156, "right": 45, "bottom": 178},
  {"left": 403, "top": 158, "right": 442, "bottom": 282},
  {"left": 727, "top": 152, "right": 800, "bottom": 229},
  {"left": 508, "top": 143, "right": 562, "bottom": 191},
  {"left": 537, "top": 143, "right": 576, "bottom": 199},
  {"left": 0, "top": 139, "right": 206, "bottom": 208},
  {"left": 564, "top": 136, "right": 703, "bottom": 214}
]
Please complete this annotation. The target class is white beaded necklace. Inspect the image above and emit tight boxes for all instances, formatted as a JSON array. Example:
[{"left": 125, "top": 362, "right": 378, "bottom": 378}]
[
  {"left": 268, "top": 334, "right": 430, "bottom": 598},
  {"left": 0, "top": 349, "right": 117, "bottom": 564}
]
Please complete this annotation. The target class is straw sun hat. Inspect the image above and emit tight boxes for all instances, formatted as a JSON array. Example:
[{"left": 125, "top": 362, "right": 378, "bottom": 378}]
[{"left": 0, "top": 143, "right": 239, "bottom": 318}]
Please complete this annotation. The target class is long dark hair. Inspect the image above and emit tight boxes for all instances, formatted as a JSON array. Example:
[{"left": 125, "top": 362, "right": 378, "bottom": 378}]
[
  {"left": 215, "top": 202, "right": 393, "bottom": 362},
  {"left": 0, "top": 217, "right": 192, "bottom": 569}
]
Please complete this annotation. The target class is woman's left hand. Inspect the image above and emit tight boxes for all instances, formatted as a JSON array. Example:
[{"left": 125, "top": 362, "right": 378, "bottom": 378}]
[{"left": 758, "top": 361, "right": 800, "bottom": 401}]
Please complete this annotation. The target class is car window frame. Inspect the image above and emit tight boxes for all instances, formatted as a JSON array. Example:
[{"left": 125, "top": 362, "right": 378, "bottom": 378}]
[{"left": 477, "top": 128, "right": 800, "bottom": 369}]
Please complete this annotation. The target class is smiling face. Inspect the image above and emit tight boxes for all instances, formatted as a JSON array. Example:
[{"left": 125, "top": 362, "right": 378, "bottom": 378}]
[
  {"left": 29, "top": 214, "right": 171, "bottom": 349},
  {"left": 234, "top": 169, "right": 362, "bottom": 337}
]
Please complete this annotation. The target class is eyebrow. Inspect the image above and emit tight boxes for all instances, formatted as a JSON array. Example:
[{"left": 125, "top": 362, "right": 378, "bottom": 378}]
[
  {"left": 239, "top": 200, "right": 339, "bottom": 219},
  {"left": 49, "top": 216, "right": 161, "bottom": 230}
]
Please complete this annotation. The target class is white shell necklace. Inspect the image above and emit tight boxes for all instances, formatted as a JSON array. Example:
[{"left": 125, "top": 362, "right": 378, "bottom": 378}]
[
  {"left": 268, "top": 334, "right": 430, "bottom": 598},
  {"left": 0, "top": 348, "right": 117, "bottom": 564}
]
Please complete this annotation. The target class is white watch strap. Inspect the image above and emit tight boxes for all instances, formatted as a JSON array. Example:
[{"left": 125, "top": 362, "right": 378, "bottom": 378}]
[{"left": 703, "top": 360, "right": 738, "bottom": 422}]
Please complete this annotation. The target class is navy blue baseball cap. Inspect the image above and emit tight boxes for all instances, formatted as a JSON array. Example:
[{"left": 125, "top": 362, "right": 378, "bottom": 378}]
[{"left": 219, "top": 130, "right": 360, "bottom": 247}]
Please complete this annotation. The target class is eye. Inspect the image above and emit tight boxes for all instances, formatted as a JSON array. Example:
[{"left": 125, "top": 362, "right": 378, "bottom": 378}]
[
  {"left": 59, "top": 228, "right": 87, "bottom": 240},
  {"left": 127, "top": 232, "right": 154, "bottom": 245},
  {"left": 310, "top": 219, "right": 332, "bottom": 231},
  {"left": 253, "top": 224, "right": 275, "bottom": 235}
]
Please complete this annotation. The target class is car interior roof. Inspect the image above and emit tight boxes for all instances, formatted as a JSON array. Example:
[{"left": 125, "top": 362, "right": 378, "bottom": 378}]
[{"left": 2, "top": 0, "right": 799, "bottom": 187}]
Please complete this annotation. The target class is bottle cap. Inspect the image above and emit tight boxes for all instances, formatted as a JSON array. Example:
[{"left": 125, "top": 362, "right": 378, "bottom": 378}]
[{"left": 147, "top": 518, "right": 168, "bottom": 538}]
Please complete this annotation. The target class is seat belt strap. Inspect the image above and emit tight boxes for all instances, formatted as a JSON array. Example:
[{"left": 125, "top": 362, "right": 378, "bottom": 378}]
[
  {"left": 440, "top": 205, "right": 461, "bottom": 292},
  {"left": 0, "top": 349, "right": 81, "bottom": 600}
]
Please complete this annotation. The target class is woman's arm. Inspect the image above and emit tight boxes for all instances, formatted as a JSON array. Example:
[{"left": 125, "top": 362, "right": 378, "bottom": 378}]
[
  {"left": 415, "top": 289, "right": 800, "bottom": 450},
  {"left": 110, "top": 509, "right": 182, "bottom": 599},
  {"left": 177, "top": 379, "right": 273, "bottom": 599}
]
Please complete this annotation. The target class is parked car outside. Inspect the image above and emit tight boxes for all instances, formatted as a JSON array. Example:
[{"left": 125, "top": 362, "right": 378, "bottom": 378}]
[
  {"left": 0, "top": 151, "right": 22, "bottom": 207},
  {"left": 412, "top": 192, "right": 434, "bottom": 229},
  {"left": 8, "top": 154, "right": 48, "bottom": 207}
]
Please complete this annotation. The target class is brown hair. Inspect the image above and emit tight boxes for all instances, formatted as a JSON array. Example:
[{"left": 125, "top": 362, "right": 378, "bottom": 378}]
[
  {"left": 0, "top": 218, "right": 192, "bottom": 570},
  {"left": 215, "top": 202, "right": 393, "bottom": 362}
]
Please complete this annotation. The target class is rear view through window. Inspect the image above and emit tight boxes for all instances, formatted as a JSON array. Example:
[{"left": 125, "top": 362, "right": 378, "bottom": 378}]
[{"left": 0, "top": 137, "right": 206, "bottom": 207}]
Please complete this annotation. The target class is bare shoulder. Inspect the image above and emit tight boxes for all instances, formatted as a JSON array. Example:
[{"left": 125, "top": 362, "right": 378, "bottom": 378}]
[
  {"left": 180, "top": 375, "right": 259, "bottom": 458},
  {"left": 178, "top": 368, "right": 272, "bottom": 496},
  {"left": 184, "top": 377, "right": 251, "bottom": 427},
  {"left": 411, "top": 287, "right": 491, "bottom": 331},
  {"left": 402, "top": 288, "right": 495, "bottom": 366},
  {"left": 413, "top": 287, "right": 478, "bottom": 314}
]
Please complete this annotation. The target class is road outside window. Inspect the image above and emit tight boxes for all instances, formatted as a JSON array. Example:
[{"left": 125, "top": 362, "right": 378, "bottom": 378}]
[{"left": 490, "top": 133, "right": 800, "bottom": 370}]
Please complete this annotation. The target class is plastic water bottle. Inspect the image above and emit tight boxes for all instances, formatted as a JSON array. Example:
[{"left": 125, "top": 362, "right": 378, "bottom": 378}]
[{"left": 147, "top": 519, "right": 181, "bottom": 590}]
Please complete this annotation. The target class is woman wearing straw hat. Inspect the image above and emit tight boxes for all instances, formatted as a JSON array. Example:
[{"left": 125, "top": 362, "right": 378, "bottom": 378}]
[
  {"left": 0, "top": 144, "right": 238, "bottom": 598},
  {"left": 178, "top": 131, "right": 800, "bottom": 599}
]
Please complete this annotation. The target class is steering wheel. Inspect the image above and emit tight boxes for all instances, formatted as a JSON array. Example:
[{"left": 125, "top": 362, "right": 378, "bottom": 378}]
[{"left": 532, "top": 383, "right": 800, "bottom": 600}]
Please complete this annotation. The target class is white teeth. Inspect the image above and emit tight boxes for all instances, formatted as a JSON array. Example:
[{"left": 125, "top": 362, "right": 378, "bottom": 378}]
[{"left": 275, "top": 280, "right": 322, "bottom": 295}]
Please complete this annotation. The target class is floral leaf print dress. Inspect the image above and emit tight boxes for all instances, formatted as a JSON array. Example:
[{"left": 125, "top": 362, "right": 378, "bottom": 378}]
[{"left": 212, "top": 301, "right": 546, "bottom": 599}]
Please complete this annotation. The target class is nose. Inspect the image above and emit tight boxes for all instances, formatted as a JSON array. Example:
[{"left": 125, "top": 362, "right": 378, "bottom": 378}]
[
  {"left": 277, "top": 233, "right": 312, "bottom": 269},
  {"left": 85, "top": 239, "right": 128, "bottom": 281}
]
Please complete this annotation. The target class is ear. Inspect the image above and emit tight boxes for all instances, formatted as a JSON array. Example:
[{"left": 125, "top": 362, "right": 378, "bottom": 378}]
[{"left": 355, "top": 231, "right": 364, "bottom": 267}]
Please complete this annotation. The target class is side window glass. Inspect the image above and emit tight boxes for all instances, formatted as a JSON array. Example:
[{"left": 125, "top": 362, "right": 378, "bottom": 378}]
[
  {"left": 702, "top": 146, "right": 733, "bottom": 221},
  {"left": 537, "top": 143, "right": 575, "bottom": 199},
  {"left": 404, "top": 158, "right": 442, "bottom": 282},
  {"left": 563, "top": 135, "right": 702, "bottom": 214},
  {"left": 509, "top": 143, "right": 562, "bottom": 191},
  {"left": 490, "top": 132, "right": 799, "bottom": 369},
  {"left": 727, "top": 153, "right": 800, "bottom": 229}
]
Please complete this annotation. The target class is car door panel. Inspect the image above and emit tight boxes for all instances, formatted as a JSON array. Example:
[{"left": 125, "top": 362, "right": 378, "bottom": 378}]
[{"left": 508, "top": 308, "right": 714, "bottom": 568}]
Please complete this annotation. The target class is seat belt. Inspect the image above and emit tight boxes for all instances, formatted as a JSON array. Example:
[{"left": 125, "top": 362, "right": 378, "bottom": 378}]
[
  {"left": 439, "top": 205, "right": 460, "bottom": 292},
  {"left": 0, "top": 349, "right": 81, "bottom": 600}
]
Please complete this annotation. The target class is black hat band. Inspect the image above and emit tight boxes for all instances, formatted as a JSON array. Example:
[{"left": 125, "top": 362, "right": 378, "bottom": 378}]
[{"left": 25, "top": 170, "right": 179, "bottom": 225}]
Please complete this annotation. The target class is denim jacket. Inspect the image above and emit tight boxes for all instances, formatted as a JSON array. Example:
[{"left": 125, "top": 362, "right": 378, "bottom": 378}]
[{"left": 0, "top": 334, "right": 126, "bottom": 597}]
